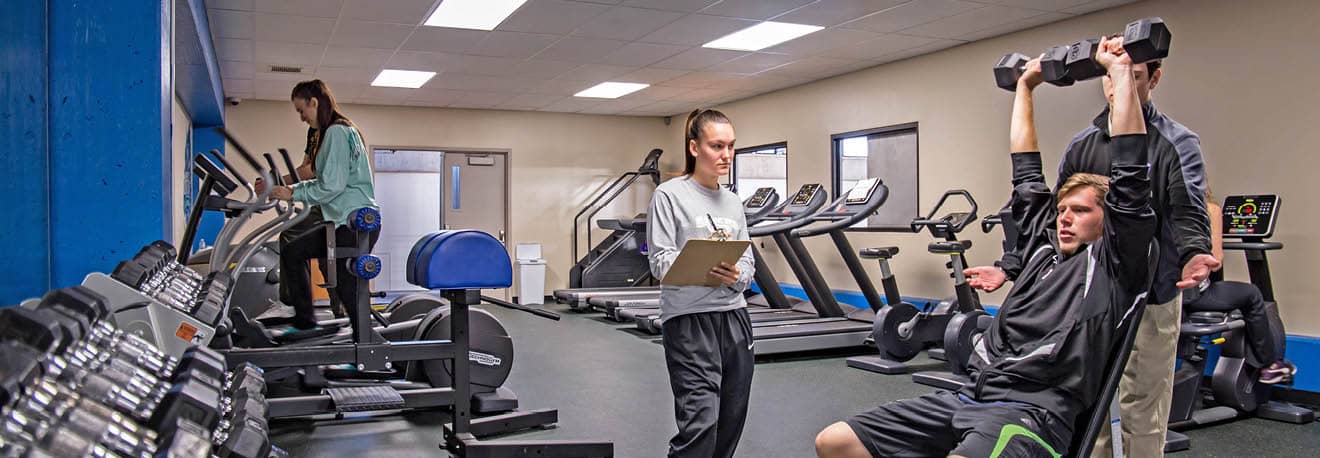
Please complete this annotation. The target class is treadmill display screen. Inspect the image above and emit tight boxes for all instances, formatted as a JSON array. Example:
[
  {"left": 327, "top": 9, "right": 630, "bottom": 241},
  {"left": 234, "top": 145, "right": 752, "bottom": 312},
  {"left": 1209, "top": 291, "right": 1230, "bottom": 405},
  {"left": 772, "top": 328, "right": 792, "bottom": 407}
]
[
  {"left": 1222, "top": 195, "right": 1278, "bottom": 238},
  {"left": 746, "top": 187, "right": 775, "bottom": 208},
  {"left": 845, "top": 178, "right": 881, "bottom": 205},
  {"left": 790, "top": 184, "right": 823, "bottom": 206}
]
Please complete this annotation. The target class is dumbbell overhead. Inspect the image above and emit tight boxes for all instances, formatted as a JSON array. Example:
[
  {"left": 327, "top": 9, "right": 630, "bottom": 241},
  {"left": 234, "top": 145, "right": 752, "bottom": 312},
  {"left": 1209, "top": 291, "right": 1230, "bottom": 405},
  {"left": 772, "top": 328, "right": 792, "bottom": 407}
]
[{"left": 994, "top": 17, "right": 1171, "bottom": 90}]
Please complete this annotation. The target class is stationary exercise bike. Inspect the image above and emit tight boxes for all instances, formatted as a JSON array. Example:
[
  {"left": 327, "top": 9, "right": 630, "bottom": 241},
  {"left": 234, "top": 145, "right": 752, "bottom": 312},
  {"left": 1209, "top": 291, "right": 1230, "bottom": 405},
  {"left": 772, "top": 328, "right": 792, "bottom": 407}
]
[
  {"left": 848, "top": 190, "right": 991, "bottom": 384},
  {"left": 1163, "top": 195, "right": 1314, "bottom": 452}
]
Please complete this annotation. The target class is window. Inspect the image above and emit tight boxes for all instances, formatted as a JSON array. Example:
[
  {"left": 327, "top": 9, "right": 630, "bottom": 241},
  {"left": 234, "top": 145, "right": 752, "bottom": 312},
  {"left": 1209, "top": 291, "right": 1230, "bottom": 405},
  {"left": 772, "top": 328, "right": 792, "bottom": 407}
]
[
  {"left": 730, "top": 142, "right": 787, "bottom": 202},
  {"left": 831, "top": 124, "right": 919, "bottom": 230}
]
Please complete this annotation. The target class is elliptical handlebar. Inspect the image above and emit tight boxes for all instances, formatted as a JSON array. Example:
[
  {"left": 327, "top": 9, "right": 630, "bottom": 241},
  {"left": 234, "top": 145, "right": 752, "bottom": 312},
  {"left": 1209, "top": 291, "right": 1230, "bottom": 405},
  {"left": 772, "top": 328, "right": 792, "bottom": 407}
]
[
  {"left": 981, "top": 214, "right": 1004, "bottom": 233},
  {"left": 278, "top": 148, "right": 301, "bottom": 184},
  {"left": 793, "top": 182, "right": 891, "bottom": 238}
]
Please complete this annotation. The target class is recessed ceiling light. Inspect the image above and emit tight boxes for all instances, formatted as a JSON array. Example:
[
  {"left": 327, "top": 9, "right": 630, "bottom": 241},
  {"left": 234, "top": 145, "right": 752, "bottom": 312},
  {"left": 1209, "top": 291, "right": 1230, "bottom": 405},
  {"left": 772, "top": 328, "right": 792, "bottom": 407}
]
[
  {"left": 371, "top": 69, "right": 436, "bottom": 88},
  {"left": 574, "top": 82, "right": 650, "bottom": 99},
  {"left": 424, "top": 0, "right": 528, "bottom": 31},
  {"left": 703, "top": 21, "right": 824, "bottom": 52}
]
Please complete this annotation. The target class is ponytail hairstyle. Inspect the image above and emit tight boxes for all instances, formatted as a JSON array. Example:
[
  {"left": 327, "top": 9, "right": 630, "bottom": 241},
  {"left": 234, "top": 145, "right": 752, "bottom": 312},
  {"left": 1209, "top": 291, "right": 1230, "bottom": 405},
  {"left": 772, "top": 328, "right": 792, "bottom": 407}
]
[
  {"left": 291, "top": 79, "right": 358, "bottom": 160},
  {"left": 683, "top": 108, "right": 730, "bottom": 175}
]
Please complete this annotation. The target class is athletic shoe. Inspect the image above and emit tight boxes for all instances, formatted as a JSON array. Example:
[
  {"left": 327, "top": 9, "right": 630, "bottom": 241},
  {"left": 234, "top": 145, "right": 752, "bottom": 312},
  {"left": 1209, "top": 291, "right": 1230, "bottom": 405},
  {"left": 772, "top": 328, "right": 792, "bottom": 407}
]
[
  {"left": 272, "top": 325, "right": 324, "bottom": 338},
  {"left": 1259, "top": 360, "right": 1298, "bottom": 384}
]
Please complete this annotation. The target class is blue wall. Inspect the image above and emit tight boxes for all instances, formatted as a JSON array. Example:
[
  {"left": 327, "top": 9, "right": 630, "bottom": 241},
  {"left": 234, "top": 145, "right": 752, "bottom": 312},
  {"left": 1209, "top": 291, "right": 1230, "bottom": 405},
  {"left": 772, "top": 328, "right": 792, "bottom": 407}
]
[
  {"left": 0, "top": 0, "right": 52, "bottom": 303},
  {"left": 754, "top": 282, "right": 1320, "bottom": 393}
]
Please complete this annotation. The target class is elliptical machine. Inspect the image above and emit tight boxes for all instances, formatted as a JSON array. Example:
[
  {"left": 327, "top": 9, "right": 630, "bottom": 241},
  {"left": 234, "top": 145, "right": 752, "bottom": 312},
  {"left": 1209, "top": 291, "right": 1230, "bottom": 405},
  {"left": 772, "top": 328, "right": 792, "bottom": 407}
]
[
  {"left": 847, "top": 190, "right": 991, "bottom": 385},
  {"left": 1163, "top": 194, "right": 1314, "bottom": 452}
]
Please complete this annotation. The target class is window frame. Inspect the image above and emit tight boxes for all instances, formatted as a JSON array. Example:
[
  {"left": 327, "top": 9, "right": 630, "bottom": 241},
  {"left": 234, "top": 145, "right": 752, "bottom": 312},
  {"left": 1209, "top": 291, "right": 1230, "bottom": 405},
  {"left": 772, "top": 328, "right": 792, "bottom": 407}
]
[
  {"left": 830, "top": 122, "right": 920, "bottom": 232},
  {"left": 730, "top": 141, "right": 788, "bottom": 199}
]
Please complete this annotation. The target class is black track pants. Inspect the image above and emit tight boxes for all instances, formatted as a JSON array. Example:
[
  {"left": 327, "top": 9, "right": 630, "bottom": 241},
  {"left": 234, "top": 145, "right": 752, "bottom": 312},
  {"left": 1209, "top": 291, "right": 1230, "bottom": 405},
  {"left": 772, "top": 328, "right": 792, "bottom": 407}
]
[{"left": 661, "top": 307, "right": 754, "bottom": 458}]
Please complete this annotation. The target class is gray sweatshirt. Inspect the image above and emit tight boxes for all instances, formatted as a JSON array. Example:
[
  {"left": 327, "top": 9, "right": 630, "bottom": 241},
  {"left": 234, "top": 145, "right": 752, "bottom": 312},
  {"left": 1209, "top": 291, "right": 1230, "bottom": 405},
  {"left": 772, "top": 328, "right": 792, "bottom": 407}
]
[{"left": 647, "top": 175, "right": 755, "bottom": 321}]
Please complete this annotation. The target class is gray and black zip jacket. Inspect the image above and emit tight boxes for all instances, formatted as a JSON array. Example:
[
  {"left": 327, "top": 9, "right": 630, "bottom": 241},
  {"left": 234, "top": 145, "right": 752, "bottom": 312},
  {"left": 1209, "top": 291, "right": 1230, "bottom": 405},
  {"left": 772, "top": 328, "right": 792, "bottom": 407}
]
[
  {"left": 999, "top": 103, "right": 1207, "bottom": 304},
  {"left": 961, "top": 134, "right": 1158, "bottom": 426}
]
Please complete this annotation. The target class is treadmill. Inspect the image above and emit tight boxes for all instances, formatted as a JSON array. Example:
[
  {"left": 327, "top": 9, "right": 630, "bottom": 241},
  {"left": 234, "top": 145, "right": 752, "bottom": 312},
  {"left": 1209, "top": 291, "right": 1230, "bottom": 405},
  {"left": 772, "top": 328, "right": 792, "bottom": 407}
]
[
  {"left": 603, "top": 187, "right": 785, "bottom": 322},
  {"left": 624, "top": 184, "right": 832, "bottom": 332}
]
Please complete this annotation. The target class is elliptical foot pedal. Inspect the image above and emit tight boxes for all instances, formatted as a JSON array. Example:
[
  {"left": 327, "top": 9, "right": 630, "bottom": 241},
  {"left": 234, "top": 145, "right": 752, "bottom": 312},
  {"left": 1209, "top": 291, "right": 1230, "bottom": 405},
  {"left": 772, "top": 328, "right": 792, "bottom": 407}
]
[
  {"left": 927, "top": 348, "right": 947, "bottom": 361},
  {"left": 846, "top": 355, "right": 912, "bottom": 375},
  {"left": 272, "top": 325, "right": 342, "bottom": 343},
  {"left": 1164, "top": 430, "right": 1190, "bottom": 453},
  {"left": 326, "top": 386, "right": 405, "bottom": 412},
  {"left": 472, "top": 386, "right": 520, "bottom": 414},
  {"left": 912, "top": 371, "right": 969, "bottom": 391}
]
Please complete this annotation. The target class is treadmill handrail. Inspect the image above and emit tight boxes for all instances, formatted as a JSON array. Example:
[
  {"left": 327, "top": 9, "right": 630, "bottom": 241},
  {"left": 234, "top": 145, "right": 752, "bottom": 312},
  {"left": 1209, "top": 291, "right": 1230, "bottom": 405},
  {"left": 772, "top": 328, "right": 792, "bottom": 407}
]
[
  {"left": 748, "top": 191, "right": 830, "bottom": 237},
  {"left": 794, "top": 183, "right": 890, "bottom": 238}
]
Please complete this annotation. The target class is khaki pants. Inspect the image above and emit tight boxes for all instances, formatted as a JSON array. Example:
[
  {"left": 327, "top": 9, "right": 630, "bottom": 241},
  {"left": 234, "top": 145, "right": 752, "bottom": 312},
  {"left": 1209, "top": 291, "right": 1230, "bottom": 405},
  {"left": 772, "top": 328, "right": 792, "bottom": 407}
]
[{"left": 1091, "top": 293, "right": 1182, "bottom": 457}]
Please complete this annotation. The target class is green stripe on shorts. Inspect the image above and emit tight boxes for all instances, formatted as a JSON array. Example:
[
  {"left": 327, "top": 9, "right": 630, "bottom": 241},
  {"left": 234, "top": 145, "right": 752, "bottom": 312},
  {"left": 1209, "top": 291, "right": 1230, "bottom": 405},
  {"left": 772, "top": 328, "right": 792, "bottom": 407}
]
[{"left": 989, "top": 424, "right": 1061, "bottom": 458}]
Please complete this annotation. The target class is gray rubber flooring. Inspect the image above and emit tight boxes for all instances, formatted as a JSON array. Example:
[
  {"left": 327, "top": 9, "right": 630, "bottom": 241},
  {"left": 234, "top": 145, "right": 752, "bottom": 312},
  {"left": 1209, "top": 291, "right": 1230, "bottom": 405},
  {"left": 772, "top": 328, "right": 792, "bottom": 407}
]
[{"left": 269, "top": 302, "right": 1320, "bottom": 457}]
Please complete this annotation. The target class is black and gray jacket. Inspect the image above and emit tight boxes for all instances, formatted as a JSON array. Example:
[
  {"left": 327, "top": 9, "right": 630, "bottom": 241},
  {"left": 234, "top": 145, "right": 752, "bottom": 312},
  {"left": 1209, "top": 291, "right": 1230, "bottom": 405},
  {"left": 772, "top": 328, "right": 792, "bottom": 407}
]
[
  {"left": 962, "top": 135, "right": 1158, "bottom": 426},
  {"left": 999, "top": 103, "right": 1208, "bottom": 304}
]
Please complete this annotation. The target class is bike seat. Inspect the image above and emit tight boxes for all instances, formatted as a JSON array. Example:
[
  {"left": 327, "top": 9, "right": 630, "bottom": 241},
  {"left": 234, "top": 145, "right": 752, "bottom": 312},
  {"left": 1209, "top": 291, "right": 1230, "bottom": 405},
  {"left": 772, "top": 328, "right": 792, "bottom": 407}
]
[
  {"left": 860, "top": 246, "right": 900, "bottom": 259},
  {"left": 1179, "top": 311, "right": 1245, "bottom": 337},
  {"left": 928, "top": 240, "right": 971, "bottom": 254}
]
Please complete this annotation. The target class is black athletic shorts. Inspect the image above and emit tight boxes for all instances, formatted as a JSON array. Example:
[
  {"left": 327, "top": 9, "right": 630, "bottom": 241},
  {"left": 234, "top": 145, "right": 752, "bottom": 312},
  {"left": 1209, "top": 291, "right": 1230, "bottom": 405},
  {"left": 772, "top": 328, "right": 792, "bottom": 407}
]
[{"left": 844, "top": 391, "right": 1072, "bottom": 458}]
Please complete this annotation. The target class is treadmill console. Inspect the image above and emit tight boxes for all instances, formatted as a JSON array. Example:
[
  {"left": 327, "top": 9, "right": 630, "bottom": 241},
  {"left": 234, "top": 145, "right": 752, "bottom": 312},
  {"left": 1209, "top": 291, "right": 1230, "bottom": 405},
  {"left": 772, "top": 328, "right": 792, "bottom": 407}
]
[
  {"left": 844, "top": 178, "right": 882, "bottom": 205},
  {"left": 746, "top": 187, "right": 776, "bottom": 209},
  {"left": 1222, "top": 195, "right": 1279, "bottom": 238},
  {"left": 790, "top": 184, "right": 824, "bottom": 206}
]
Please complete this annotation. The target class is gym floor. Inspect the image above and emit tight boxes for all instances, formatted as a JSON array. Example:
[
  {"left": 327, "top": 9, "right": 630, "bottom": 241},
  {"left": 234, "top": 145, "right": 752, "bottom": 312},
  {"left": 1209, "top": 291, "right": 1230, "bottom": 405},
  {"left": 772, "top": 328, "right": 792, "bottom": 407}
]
[{"left": 269, "top": 301, "right": 1320, "bottom": 457}]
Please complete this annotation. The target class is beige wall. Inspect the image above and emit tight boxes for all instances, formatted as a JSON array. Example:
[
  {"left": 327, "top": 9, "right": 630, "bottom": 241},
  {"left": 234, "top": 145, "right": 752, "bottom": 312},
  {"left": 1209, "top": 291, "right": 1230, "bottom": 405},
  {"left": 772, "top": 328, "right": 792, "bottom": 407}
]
[
  {"left": 171, "top": 94, "right": 191, "bottom": 246},
  {"left": 667, "top": 0, "right": 1320, "bottom": 336},
  {"left": 220, "top": 100, "right": 669, "bottom": 295}
]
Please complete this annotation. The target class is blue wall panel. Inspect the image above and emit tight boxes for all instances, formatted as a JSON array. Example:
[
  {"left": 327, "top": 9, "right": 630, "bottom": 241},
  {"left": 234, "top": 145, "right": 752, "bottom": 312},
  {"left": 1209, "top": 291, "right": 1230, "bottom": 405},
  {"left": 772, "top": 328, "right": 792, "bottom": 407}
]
[
  {"left": 47, "top": 0, "right": 172, "bottom": 287},
  {"left": 0, "top": 0, "right": 51, "bottom": 304}
]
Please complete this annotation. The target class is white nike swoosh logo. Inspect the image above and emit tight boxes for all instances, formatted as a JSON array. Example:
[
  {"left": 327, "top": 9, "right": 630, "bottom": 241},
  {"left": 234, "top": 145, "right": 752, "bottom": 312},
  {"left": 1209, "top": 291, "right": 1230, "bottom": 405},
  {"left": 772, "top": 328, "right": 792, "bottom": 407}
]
[{"left": 747, "top": 342, "right": 755, "bottom": 350}]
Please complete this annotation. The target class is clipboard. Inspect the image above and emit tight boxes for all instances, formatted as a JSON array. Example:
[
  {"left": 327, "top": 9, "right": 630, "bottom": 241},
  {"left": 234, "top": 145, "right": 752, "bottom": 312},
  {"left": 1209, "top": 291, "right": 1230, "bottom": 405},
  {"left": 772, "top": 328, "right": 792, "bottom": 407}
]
[{"left": 660, "top": 239, "right": 752, "bottom": 287}]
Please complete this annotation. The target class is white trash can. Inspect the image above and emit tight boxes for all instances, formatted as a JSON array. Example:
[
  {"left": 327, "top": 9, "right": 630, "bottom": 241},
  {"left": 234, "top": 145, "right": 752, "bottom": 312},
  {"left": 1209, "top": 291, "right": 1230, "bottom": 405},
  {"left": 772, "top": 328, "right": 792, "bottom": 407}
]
[{"left": 515, "top": 243, "right": 546, "bottom": 305}]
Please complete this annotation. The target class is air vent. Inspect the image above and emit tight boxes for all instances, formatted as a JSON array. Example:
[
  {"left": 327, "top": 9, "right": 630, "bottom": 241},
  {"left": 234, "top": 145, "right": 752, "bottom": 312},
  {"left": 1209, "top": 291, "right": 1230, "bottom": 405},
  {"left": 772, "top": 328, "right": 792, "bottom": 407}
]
[{"left": 269, "top": 65, "right": 303, "bottom": 74}]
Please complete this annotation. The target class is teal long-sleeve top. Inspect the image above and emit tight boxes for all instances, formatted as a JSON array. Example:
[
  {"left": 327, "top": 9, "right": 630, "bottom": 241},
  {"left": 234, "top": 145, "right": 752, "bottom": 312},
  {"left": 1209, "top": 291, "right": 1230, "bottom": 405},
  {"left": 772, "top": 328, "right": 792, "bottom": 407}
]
[{"left": 291, "top": 123, "right": 378, "bottom": 226}]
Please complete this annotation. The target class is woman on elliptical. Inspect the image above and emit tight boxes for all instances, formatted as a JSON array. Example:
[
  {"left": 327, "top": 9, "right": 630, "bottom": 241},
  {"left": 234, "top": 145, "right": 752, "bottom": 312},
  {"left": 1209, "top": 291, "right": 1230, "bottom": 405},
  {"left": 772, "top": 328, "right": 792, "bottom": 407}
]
[
  {"left": 257, "top": 79, "right": 379, "bottom": 335},
  {"left": 648, "top": 109, "right": 756, "bottom": 458},
  {"left": 1184, "top": 187, "right": 1296, "bottom": 383}
]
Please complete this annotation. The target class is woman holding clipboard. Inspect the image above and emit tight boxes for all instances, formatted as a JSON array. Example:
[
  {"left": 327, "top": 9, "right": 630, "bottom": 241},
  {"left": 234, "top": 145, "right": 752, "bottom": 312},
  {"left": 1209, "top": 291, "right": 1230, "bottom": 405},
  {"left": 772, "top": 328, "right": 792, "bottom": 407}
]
[{"left": 647, "top": 108, "right": 756, "bottom": 458}]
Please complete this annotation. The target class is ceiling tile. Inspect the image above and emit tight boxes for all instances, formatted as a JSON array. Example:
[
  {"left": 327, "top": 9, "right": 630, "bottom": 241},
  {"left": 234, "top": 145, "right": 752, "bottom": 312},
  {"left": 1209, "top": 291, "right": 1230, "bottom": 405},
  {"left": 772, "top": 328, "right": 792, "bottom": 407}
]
[
  {"left": 360, "top": 86, "right": 418, "bottom": 104},
  {"left": 252, "top": 0, "right": 341, "bottom": 18},
  {"left": 222, "top": 78, "right": 254, "bottom": 93},
  {"left": 579, "top": 97, "right": 653, "bottom": 114},
  {"left": 253, "top": 41, "right": 326, "bottom": 66},
  {"left": 665, "top": 87, "right": 726, "bottom": 103},
  {"left": 412, "top": 88, "right": 465, "bottom": 105},
  {"left": 527, "top": 79, "right": 596, "bottom": 96},
  {"left": 958, "top": 11, "right": 1070, "bottom": 41},
  {"left": 469, "top": 31, "right": 559, "bottom": 58},
  {"left": 629, "top": 100, "right": 696, "bottom": 116},
  {"left": 662, "top": 71, "right": 749, "bottom": 89},
  {"left": 558, "top": 64, "right": 637, "bottom": 82},
  {"left": 571, "top": 6, "right": 683, "bottom": 41},
  {"left": 841, "top": 0, "right": 983, "bottom": 33},
  {"left": 1060, "top": 0, "right": 1140, "bottom": 15},
  {"left": 340, "top": 0, "right": 437, "bottom": 25},
  {"left": 428, "top": 73, "right": 508, "bottom": 91},
  {"left": 821, "top": 33, "right": 940, "bottom": 60},
  {"left": 760, "top": 55, "right": 862, "bottom": 78},
  {"left": 253, "top": 79, "right": 296, "bottom": 99},
  {"left": 616, "top": 67, "right": 690, "bottom": 84},
  {"left": 215, "top": 38, "right": 254, "bottom": 61},
  {"left": 510, "top": 59, "right": 582, "bottom": 79},
  {"left": 631, "top": 85, "right": 691, "bottom": 101},
  {"left": 456, "top": 55, "right": 530, "bottom": 76},
  {"left": 899, "top": 5, "right": 1043, "bottom": 39},
  {"left": 651, "top": 47, "right": 748, "bottom": 71},
  {"left": 313, "top": 66, "right": 378, "bottom": 86},
  {"left": 401, "top": 27, "right": 487, "bottom": 53},
  {"left": 597, "top": 42, "right": 689, "bottom": 67},
  {"left": 254, "top": 69, "right": 309, "bottom": 82},
  {"left": 454, "top": 90, "right": 518, "bottom": 107},
  {"left": 330, "top": 20, "right": 415, "bottom": 49},
  {"left": 498, "top": 0, "right": 611, "bottom": 35},
  {"left": 698, "top": 0, "right": 815, "bottom": 20},
  {"left": 208, "top": 0, "right": 255, "bottom": 11},
  {"left": 770, "top": 0, "right": 908, "bottom": 27},
  {"left": 716, "top": 53, "right": 798, "bottom": 74},
  {"left": 762, "top": 27, "right": 879, "bottom": 55},
  {"left": 620, "top": 0, "right": 719, "bottom": 13},
  {"left": 531, "top": 36, "right": 630, "bottom": 63},
  {"left": 319, "top": 46, "right": 394, "bottom": 67},
  {"left": 208, "top": 9, "right": 254, "bottom": 39},
  {"left": 975, "top": 0, "right": 1092, "bottom": 11},
  {"left": 219, "top": 60, "right": 256, "bottom": 79},
  {"left": 254, "top": 13, "right": 335, "bottom": 44},
  {"left": 499, "top": 92, "right": 566, "bottom": 109},
  {"left": 639, "top": 14, "right": 758, "bottom": 46},
  {"left": 873, "top": 38, "right": 963, "bottom": 63},
  {"left": 540, "top": 97, "right": 600, "bottom": 113},
  {"left": 738, "top": 74, "right": 811, "bottom": 92},
  {"left": 385, "top": 51, "right": 465, "bottom": 71}
]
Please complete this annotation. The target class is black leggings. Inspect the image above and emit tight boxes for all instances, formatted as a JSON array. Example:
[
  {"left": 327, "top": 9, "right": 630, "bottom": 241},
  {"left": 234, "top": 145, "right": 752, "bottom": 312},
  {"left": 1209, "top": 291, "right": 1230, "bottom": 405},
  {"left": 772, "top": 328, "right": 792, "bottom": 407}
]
[
  {"left": 1184, "top": 280, "right": 1282, "bottom": 364},
  {"left": 282, "top": 224, "right": 380, "bottom": 330}
]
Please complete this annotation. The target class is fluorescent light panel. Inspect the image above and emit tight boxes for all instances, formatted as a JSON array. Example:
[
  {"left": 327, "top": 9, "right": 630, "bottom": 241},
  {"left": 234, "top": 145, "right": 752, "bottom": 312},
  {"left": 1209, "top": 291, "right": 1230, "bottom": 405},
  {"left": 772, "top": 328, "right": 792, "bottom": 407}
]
[
  {"left": 424, "top": 0, "right": 527, "bottom": 31},
  {"left": 703, "top": 21, "right": 824, "bottom": 51},
  {"left": 371, "top": 69, "right": 436, "bottom": 88},
  {"left": 574, "top": 82, "right": 649, "bottom": 99}
]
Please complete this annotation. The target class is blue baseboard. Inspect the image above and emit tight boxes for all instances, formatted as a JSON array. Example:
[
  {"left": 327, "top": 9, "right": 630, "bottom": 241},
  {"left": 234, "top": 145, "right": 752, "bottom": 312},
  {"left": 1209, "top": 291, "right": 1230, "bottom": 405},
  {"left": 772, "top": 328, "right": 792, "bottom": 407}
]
[{"left": 750, "top": 282, "right": 1319, "bottom": 394}]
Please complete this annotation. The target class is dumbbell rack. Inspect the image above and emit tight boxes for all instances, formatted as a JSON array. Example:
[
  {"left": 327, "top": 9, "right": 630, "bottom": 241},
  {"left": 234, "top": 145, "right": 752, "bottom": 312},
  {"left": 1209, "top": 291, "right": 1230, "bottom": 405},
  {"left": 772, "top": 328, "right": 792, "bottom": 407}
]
[{"left": 1, "top": 286, "right": 278, "bottom": 458}]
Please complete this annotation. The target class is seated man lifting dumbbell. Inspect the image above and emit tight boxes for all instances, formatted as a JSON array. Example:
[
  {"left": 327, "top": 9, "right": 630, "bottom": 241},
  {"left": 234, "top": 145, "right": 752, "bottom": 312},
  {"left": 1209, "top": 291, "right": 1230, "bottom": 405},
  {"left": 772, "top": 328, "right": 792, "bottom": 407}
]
[{"left": 816, "top": 36, "right": 1158, "bottom": 458}]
